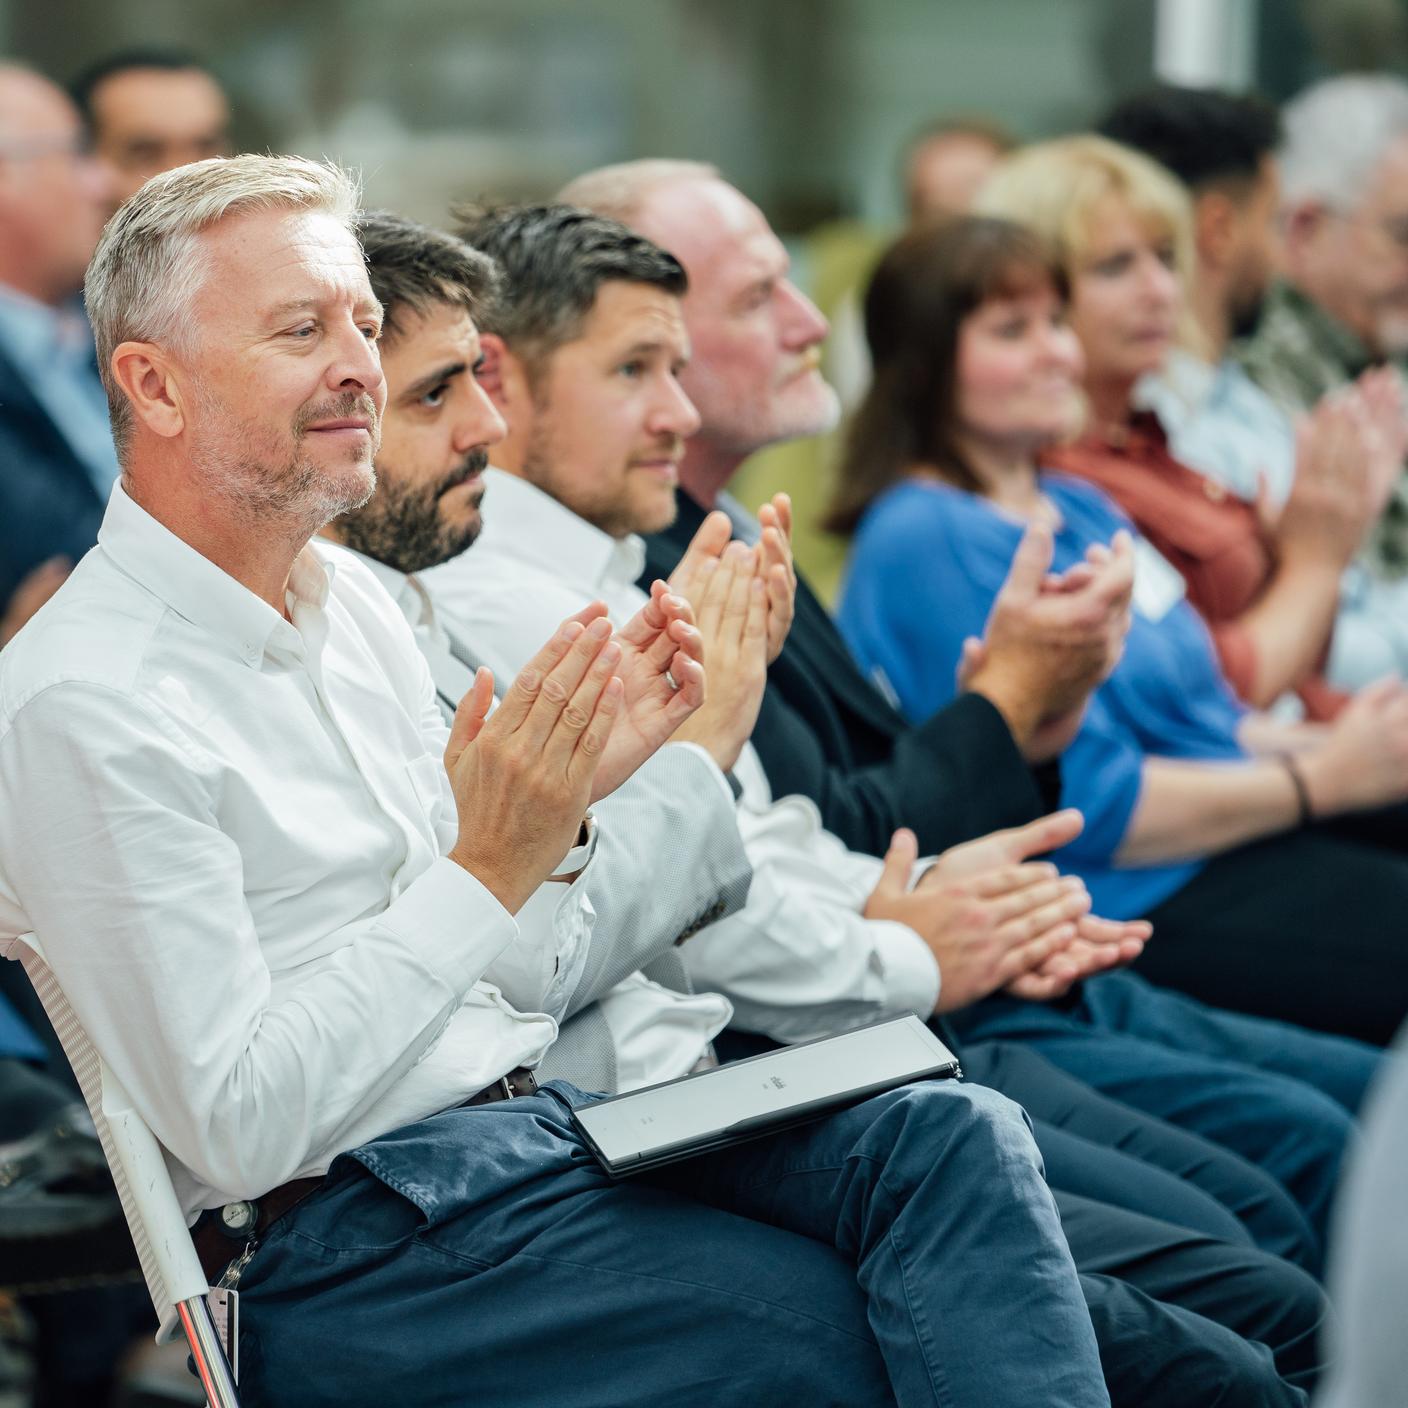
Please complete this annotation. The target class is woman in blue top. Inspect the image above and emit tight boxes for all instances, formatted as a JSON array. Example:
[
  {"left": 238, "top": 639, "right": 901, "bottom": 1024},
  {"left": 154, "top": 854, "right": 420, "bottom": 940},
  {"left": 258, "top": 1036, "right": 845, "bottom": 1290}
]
[{"left": 829, "top": 215, "right": 1408, "bottom": 1046}]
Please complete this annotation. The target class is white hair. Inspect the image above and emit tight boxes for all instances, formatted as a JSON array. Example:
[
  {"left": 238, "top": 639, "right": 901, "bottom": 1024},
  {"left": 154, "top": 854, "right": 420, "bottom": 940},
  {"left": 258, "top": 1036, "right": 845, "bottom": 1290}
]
[
  {"left": 557, "top": 159, "right": 720, "bottom": 226},
  {"left": 1280, "top": 73, "right": 1408, "bottom": 210},
  {"left": 84, "top": 153, "right": 360, "bottom": 462}
]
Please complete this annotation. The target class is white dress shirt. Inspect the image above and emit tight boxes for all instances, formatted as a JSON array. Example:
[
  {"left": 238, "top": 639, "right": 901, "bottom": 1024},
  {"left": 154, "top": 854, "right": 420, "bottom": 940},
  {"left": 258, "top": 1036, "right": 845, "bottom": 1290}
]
[
  {"left": 346, "top": 546, "right": 733, "bottom": 1090},
  {"left": 423, "top": 470, "right": 942, "bottom": 1043},
  {"left": 0, "top": 484, "right": 599, "bottom": 1218}
]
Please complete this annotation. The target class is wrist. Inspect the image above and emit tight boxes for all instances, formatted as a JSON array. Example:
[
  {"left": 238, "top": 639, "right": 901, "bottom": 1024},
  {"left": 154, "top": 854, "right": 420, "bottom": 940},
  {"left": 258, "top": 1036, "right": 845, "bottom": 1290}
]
[
  {"left": 1293, "top": 748, "right": 1339, "bottom": 818},
  {"left": 965, "top": 664, "right": 1043, "bottom": 748}
]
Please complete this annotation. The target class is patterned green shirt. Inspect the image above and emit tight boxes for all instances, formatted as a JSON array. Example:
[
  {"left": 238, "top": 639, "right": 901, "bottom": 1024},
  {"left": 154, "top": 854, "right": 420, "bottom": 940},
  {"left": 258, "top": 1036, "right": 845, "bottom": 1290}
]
[{"left": 1234, "top": 279, "right": 1408, "bottom": 577}]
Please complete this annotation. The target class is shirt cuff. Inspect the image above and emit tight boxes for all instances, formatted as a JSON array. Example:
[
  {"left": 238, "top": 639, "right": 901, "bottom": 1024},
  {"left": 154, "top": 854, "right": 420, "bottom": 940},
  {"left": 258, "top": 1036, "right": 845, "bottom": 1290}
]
[
  {"left": 662, "top": 741, "right": 739, "bottom": 808},
  {"left": 379, "top": 854, "right": 519, "bottom": 996},
  {"left": 868, "top": 920, "right": 941, "bottom": 1019},
  {"left": 550, "top": 811, "right": 598, "bottom": 878}
]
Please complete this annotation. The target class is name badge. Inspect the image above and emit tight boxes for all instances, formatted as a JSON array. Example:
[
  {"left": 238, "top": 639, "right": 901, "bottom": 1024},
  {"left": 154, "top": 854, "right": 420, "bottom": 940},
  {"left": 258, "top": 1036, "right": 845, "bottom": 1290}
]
[{"left": 1131, "top": 538, "right": 1187, "bottom": 622}]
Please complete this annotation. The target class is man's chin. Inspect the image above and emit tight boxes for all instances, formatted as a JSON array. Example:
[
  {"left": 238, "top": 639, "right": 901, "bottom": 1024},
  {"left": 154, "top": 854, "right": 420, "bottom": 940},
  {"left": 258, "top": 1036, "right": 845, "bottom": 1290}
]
[{"left": 774, "top": 376, "right": 841, "bottom": 442}]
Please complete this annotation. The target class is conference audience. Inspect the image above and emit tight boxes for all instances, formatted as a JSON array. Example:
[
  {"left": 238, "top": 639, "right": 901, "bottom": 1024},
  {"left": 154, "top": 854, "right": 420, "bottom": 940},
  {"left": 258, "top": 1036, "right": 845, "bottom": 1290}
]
[
  {"left": 831, "top": 212, "right": 1408, "bottom": 1048},
  {"left": 70, "top": 47, "right": 231, "bottom": 214},
  {"left": 340, "top": 216, "right": 1351, "bottom": 1365},
  {"left": 0, "top": 38, "right": 1400, "bottom": 1403},
  {"left": 416, "top": 200, "right": 1332, "bottom": 1401},
  {"left": 0, "top": 152, "right": 1119, "bottom": 1408},
  {"left": 561, "top": 162, "right": 1390, "bottom": 1273}
]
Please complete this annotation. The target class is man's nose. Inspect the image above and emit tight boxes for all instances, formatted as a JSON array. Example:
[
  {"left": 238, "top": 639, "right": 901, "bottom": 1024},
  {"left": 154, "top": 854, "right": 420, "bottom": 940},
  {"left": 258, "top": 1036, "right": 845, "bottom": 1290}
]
[
  {"left": 651, "top": 375, "right": 701, "bottom": 439},
  {"left": 779, "top": 280, "right": 829, "bottom": 349},
  {"left": 330, "top": 325, "right": 385, "bottom": 403},
  {"left": 455, "top": 380, "right": 507, "bottom": 451}
]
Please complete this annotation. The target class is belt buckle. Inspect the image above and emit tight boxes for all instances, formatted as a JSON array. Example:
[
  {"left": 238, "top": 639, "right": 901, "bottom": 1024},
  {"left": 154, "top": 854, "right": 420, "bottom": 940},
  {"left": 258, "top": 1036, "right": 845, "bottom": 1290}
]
[{"left": 496, "top": 1075, "right": 516, "bottom": 1101}]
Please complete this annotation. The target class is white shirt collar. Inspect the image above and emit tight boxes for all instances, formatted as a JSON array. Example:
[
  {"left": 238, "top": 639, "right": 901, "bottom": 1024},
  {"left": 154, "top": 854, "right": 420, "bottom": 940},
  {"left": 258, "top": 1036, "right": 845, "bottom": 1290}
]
[
  {"left": 480, "top": 467, "right": 646, "bottom": 596},
  {"left": 97, "top": 479, "right": 336, "bottom": 670}
]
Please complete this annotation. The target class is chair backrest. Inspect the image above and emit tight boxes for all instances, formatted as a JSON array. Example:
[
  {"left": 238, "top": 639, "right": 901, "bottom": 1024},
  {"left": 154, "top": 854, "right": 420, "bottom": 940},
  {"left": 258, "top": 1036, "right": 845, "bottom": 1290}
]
[{"left": 6, "top": 931, "right": 209, "bottom": 1342}]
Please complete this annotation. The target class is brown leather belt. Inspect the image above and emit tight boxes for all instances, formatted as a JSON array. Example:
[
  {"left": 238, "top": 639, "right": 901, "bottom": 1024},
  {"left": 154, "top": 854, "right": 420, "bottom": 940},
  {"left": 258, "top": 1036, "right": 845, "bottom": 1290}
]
[{"left": 192, "top": 1067, "right": 539, "bottom": 1283}]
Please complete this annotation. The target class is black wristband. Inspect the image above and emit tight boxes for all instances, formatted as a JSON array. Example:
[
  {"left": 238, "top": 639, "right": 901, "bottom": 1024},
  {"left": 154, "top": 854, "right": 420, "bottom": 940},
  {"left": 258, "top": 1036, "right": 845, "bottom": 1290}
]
[{"left": 1278, "top": 752, "right": 1313, "bottom": 827}]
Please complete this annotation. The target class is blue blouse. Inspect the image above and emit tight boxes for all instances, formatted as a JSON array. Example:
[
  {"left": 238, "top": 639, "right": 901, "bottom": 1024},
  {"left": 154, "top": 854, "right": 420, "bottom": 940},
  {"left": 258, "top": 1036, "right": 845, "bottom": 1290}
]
[{"left": 836, "top": 474, "right": 1249, "bottom": 919}]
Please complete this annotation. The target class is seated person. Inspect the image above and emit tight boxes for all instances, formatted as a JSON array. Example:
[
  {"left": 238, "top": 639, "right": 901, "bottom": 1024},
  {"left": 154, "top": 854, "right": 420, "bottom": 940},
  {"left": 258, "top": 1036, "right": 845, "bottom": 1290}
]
[
  {"left": 1234, "top": 75, "right": 1408, "bottom": 613},
  {"left": 0, "top": 65, "right": 117, "bottom": 646},
  {"left": 0, "top": 153, "right": 1111, "bottom": 1408},
  {"left": 71, "top": 46, "right": 232, "bottom": 216},
  {"left": 832, "top": 213, "right": 1408, "bottom": 1049},
  {"left": 975, "top": 134, "right": 1398, "bottom": 721}
]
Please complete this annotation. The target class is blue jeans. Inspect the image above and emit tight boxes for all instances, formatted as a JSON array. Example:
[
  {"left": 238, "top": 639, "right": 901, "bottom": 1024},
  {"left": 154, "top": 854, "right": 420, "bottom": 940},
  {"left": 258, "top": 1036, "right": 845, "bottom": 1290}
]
[
  {"left": 236, "top": 1079, "right": 1108, "bottom": 1408},
  {"left": 950, "top": 971, "right": 1381, "bottom": 1270}
]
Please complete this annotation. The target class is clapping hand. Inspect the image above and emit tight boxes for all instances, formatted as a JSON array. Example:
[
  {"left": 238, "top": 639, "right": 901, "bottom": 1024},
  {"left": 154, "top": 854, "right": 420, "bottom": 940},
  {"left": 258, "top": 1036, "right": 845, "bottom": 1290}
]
[
  {"left": 565, "top": 588, "right": 706, "bottom": 802},
  {"left": 444, "top": 616, "right": 624, "bottom": 914},
  {"left": 669, "top": 492, "right": 797, "bottom": 664},
  {"left": 923, "top": 810, "right": 1151, "bottom": 1002},
  {"left": 961, "top": 526, "right": 1133, "bottom": 761},
  {"left": 671, "top": 541, "right": 770, "bottom": 771}
]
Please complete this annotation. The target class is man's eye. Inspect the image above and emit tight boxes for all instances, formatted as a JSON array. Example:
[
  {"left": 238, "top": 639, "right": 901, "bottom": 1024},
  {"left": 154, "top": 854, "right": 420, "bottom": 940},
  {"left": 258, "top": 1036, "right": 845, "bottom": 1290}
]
[
  {"left": 290, "top": 325, "right": 316, "bottom": 339},
  {"left": 994, "top": 319, "right": 1026, "bottom": 339},
  {"left": 618, "top": 360, "right": 644, "bottom": 378},
  {"left": 360, "top": 324, "right": 381, "bottom": 342},
  {"left": 421, "top": 384, "right": 448, "bottom": 408}
]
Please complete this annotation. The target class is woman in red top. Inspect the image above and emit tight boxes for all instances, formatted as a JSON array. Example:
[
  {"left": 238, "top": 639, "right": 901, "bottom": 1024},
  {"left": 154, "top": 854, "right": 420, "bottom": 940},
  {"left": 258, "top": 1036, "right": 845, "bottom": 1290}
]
[{"left": 976, "top": 134, "right": 1398, "bottom": 720}]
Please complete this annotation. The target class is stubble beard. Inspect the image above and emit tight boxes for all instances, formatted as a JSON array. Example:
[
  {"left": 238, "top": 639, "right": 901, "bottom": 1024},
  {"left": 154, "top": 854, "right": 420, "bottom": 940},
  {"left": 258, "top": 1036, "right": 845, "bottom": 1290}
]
[{"left": 188, "top": 385, "right": 381, "bottom": 535}]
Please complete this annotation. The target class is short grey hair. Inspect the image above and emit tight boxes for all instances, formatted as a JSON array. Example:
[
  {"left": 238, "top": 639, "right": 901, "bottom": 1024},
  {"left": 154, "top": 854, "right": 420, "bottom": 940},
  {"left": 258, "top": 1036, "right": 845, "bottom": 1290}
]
[
  {"left": 84, "top": 153, "right": 360, "bottom": 462},
  {"left": 557, "top": 158, "right": 719, "bottom": 226},
  {"left": 1280, "top": 73, "right": 1408, "bottom": 210}
]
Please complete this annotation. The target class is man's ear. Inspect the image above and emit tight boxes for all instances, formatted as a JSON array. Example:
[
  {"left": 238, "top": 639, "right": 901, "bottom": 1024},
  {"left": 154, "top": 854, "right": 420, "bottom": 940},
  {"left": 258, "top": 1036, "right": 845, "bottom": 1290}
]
[
  {"left": 1281, "top": 199, "right": 1328, "bottom": 264},
  {"left": 476, "top": 333, "right": 526, "bottom": 413},
  {"left": 110, "top": 341, "right": 188, "bottom": 441}
]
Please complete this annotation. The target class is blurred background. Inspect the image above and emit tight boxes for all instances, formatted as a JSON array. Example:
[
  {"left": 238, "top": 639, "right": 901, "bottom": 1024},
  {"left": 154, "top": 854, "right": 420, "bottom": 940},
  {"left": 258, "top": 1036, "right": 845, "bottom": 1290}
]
[{"left": 6, "top": 0, "right": 1407, "bottom": 595}]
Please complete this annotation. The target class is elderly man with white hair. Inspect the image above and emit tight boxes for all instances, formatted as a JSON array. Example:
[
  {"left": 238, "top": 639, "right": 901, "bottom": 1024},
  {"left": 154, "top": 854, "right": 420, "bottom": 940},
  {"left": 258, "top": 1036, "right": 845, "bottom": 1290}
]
[{"left": 1237, "top": 75, "right": 1408, "bottom": 639}]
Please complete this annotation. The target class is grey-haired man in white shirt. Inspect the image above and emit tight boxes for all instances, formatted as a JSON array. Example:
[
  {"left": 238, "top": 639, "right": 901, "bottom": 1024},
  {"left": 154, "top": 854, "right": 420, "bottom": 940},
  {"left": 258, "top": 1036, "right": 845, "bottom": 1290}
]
[{"left": 0, "top": 156, "right": 1112, "bottom": 1408}]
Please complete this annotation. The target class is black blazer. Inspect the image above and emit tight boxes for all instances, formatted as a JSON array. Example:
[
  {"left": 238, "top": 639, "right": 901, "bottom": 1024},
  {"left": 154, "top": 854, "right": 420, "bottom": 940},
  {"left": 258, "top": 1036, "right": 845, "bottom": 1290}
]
[
  {"left": 0, "top": 341, "right": 107, "bottom": 608},
  {"left": 641, "top": 490, "right": 1058, "bottom": 858}
]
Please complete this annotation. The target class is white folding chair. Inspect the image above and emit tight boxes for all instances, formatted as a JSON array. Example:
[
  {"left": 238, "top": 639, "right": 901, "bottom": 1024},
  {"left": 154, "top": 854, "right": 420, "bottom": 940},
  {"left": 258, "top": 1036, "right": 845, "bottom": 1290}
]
[{"left": 5, "top": 932, "right": 240, "bottom": 1408}]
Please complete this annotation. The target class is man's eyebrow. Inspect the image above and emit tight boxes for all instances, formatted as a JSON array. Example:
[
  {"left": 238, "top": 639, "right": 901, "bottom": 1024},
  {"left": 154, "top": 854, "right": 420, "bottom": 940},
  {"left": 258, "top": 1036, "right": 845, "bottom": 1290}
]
[
  {"left": 402, "top": 361, "right": 468, "bottom": 399},
  {"left": 616, "top": 337, "right": 687, "bottom": 360},
  {"left": 262, "top": 295, "right": 384, "bottom": 323}
]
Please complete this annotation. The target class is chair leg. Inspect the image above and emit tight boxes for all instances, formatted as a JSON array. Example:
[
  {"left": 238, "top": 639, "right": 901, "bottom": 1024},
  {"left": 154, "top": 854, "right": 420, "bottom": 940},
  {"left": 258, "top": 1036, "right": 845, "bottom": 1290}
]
[{"left": 176, "top": 1296, "right": 240, "bottom": 1408}]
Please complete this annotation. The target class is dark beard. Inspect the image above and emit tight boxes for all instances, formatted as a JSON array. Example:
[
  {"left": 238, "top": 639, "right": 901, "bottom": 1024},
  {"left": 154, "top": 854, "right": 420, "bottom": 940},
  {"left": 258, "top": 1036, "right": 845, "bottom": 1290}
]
[{"left": 335, "top": 449, "right": 487, "bottom": 575}]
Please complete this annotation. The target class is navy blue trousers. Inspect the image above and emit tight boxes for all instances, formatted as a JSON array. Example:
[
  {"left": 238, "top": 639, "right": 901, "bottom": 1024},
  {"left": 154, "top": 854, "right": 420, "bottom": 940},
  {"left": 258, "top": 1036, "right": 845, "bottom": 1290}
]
[
  {"left": 950, "top": 971, "right": 1380, "bottom": 1271},
  {"left": 235, "top": 1079, "right": 1111, "bottom": 1408}
]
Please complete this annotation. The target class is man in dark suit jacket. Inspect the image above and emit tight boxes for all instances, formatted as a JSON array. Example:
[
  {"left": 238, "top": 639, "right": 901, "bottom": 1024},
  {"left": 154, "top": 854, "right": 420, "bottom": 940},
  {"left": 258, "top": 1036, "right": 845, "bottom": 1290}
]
[
  {"left": 560, "top": 159, "right": 1132, "bottom": 860},
  {"left": 0, "top": 65, "right": 116, "bottom": 645}
]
